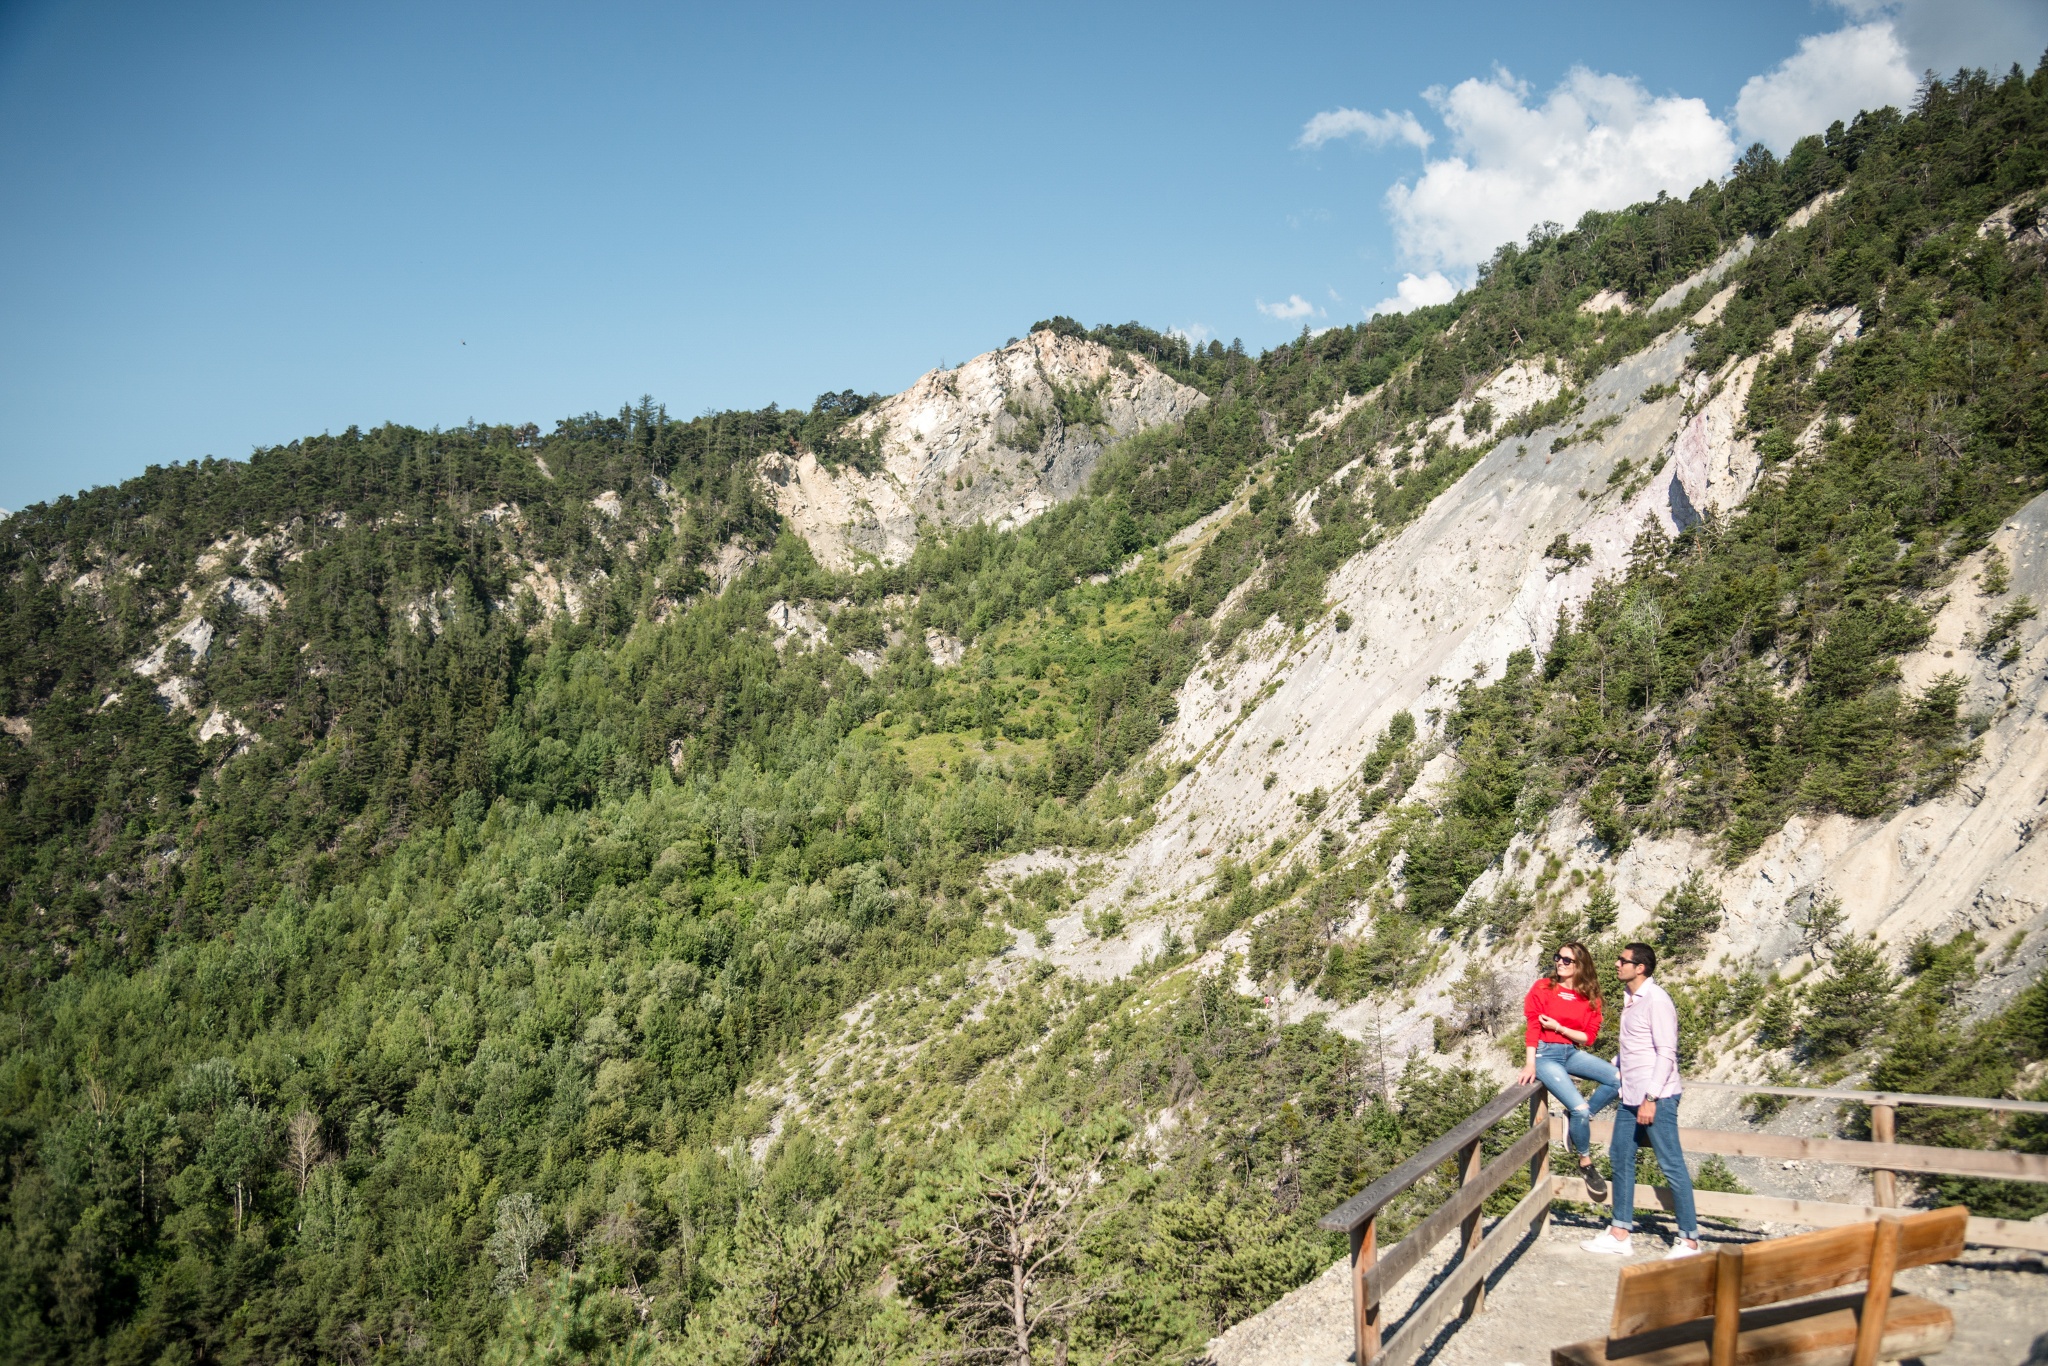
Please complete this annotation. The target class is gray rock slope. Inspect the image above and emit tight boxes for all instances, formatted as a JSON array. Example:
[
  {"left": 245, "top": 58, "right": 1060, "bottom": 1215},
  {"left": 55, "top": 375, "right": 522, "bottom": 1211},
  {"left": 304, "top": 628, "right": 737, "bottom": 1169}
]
[
  {"left": 759, "top": 331, "right": 1206, "bottom": 569},
  {"left": 1008, "top": 286, "right": 2044, "bottom": 1083},
  {"left": 1038, "top": 296, "right": 1848, "bottom": 950}
]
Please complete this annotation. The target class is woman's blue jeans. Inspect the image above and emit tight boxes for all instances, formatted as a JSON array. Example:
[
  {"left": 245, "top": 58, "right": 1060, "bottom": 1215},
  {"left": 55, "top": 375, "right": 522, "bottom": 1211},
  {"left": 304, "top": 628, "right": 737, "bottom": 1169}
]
[
  {"left": 1532, "top": 1043, "right": 1620, "bottom": 1156},
  {"left": 1609, "top": 1092, "right": 1698, "bottom": 1241}
]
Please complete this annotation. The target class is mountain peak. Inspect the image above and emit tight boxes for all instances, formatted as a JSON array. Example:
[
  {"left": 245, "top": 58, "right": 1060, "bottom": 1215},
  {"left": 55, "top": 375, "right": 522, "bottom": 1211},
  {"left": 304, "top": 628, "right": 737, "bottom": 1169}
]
[{"left": 761, "top": 329, "right": 1206, "bottom": 569}]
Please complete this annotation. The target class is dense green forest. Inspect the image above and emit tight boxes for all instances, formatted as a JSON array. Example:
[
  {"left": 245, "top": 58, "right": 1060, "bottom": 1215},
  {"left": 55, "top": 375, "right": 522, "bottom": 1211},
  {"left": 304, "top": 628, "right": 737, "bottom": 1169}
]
[{"left": 1, "top": 61, "right": 2045, "bottom": 1365}]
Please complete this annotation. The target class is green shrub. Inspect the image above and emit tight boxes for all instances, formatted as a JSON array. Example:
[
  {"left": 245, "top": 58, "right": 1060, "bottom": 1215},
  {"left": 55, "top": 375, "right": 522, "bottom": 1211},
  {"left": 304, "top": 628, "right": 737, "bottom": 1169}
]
[
  {"left": 1543, "top": 533, "right": 1592, "bottom": 568},
  {"left": 1797, "top": 937, "right": 1896, "bottom": 1060},
  {"left": 1694, "top": 1155, "right": 1749, "bottom": 1194},
  {"left": 1979, "top": 595, "right": 2037, "bottom": 660},
  {"left": 1651, "top": 872, "right": 1724, "bottom": 960}
]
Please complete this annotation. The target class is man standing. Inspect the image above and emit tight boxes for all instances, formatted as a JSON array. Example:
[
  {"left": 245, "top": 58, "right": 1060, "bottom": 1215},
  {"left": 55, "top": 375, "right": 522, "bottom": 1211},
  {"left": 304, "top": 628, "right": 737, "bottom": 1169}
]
[{"left": 1581, "top": 941, "right": 1700, "bottom": 1258}]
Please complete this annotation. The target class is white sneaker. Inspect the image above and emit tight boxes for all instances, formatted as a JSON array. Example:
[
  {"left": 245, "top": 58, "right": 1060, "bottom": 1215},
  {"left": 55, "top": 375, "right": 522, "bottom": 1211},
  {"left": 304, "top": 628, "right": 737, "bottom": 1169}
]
[
  {"left": 1581, "top": 1233, "right": 1632, "bottom": 1256},
  {"left": 1665, "top": 1240, "right": 1702, "bottom": 1259}
]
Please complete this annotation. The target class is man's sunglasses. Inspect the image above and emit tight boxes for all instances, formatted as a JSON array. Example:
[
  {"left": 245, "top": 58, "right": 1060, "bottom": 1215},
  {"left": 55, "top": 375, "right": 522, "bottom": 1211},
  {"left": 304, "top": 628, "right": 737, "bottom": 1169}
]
[{"left": 1616, "top": 955, "right": 1639, "bottom": 966}]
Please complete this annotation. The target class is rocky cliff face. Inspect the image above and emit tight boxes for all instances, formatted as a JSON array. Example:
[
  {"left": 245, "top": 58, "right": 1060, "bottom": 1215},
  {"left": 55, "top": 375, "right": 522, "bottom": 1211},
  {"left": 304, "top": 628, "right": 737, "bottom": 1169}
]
[
  {"left": 759, "top": 331, "right": 1206, "bottom": 569},
  {"left": 737, "top": 216, "right": 2042, "bottom": 1083},
  {"left": 1358, "top": 482, "right": 2047, "bottom": 1066},
  {"left": 986, "top": 265, "right": 2042, "bottom": 1070},
  {"left": 1025, "top": 288, "right": 1779, "bottom": 942}
]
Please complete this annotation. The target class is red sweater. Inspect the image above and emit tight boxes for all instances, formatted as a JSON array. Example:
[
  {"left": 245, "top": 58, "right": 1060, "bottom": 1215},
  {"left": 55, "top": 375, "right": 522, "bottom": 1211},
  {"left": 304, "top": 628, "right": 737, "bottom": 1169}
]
[{"left": 1524, "top": 978, "right": 1603, "bottom": 1047}]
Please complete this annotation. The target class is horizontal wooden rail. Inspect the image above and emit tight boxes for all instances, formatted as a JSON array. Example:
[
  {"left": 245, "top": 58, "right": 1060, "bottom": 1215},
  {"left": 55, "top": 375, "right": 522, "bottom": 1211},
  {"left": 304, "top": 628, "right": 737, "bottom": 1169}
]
[
  {"left": 1584, "top": 1117, "right": 2048, "bottom": 1183},
  {"left": 1319, "top": 1082, "right": 1540, "bottom": 1233},
  {"left": 1363, "top": 1122, "right": 1550, "bottom": 1304},
  {"left": 1553, "top": 1175, "right": 2048, "bottom": 1254},
  {"left": 1319, "top": 1083, "right": 1543, "bottom": 1366},
  {"left": 1685, "top": 1080, "right": 2048, "bottom": 1115},
  {"left": 1311, "top": 1077, "right": 2047, "bottom": 1366},
  {"left": 1370, "top": 1175, "right": 1553, "bottom": 1366}
]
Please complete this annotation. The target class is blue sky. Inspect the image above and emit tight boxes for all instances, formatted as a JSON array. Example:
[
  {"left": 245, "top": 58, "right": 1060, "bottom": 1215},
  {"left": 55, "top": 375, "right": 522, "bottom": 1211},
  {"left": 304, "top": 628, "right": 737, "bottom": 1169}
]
[{"left": 2, "top": 0, "right": 2043, "bottom": 512}]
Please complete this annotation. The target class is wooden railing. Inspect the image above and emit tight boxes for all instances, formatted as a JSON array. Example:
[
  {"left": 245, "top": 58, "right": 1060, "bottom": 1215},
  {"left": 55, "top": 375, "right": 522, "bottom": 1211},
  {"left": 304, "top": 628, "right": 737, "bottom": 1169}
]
[
  {"left": 1316, "top": 1080, "right": 1550, "bottom": 1366},
  {"left": 1686, "top": 1080, "right": 2048, "bottom": 1209},
  {"left": 1566, "top": 1080, "right": 2048, "bottom": 1258},
  {"left": 1315, "top": 1078, "right": 2048, "bottom": 1366}
]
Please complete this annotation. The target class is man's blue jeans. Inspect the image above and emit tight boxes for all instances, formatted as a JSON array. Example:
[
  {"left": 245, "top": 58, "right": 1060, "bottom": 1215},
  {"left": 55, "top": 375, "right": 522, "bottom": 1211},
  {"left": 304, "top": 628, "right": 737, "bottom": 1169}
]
[
  {"left": 1532, "top": 1042, "right": 1620, "bottom": 1155},
  {"left": 1609, "top": 1092, "right": 1698, "bottom": 1241}
]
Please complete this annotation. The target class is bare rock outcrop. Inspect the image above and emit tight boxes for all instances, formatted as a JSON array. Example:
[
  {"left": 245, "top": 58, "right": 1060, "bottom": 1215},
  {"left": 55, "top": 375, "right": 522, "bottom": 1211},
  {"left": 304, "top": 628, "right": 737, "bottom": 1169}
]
[
  {"left": 760, "top": 331, "right": 1206, "bottom": 569},
  {"left": 1032, "top": 305, "right": 1871, "bottom": 964},
  {"left": 1050, "top": 326, "right": 1710, "bottom": 929},
  {"left": 1649, "top": 490, "right": 2048, "bottom": 1006}
]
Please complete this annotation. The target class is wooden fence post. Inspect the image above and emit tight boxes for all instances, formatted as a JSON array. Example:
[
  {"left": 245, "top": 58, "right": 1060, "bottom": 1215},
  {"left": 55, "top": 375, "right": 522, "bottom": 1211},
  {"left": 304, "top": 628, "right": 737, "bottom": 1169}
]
[
  {"left": 1458, "top": 1137, "right": 1485, "bottom": 1319},
  {"left": 1530, "top": 1091, "right": 1552, "bottom": 1235},
  {"left": 1352, "top": 1215, "right": 1379, "bottom": 1366},
  {"left": 1710, "top": 1245, "right": 1744, "bottom": 1366},
  {"left": 1871, "top": 1102, "right": 1897, "bottom": 1208}
]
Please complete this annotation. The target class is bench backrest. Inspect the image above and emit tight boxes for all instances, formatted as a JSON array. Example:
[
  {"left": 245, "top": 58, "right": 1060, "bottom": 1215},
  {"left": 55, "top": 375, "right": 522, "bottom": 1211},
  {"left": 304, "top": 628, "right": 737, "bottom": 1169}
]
[{"left": 1608, "top": 1206, "right": 1967, "bottom": 1338}]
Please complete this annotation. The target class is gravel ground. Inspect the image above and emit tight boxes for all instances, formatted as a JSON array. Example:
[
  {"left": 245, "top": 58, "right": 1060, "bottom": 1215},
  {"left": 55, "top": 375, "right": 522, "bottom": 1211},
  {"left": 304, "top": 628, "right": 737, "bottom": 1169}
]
[{"left": 1200, "top": 1208, "right": 2048, "bottom": 1366}]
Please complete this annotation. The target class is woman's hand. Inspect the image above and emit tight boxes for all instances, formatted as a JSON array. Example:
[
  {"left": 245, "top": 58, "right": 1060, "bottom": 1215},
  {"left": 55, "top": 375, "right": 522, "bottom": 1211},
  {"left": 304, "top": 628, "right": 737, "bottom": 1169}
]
[
  {"left": 1539, "top": 1012, "right": 1589, "bottom": 1045},
  {"left": 1516, "top": 1061, "right": 1536, "bottom": 1085}
]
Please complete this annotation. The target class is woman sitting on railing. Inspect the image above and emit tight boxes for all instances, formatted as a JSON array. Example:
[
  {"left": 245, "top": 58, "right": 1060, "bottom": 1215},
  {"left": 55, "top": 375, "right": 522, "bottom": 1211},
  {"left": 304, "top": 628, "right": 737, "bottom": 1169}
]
[{"left": 1515, "top": 941, "right": 1619, "bottom": 1199}]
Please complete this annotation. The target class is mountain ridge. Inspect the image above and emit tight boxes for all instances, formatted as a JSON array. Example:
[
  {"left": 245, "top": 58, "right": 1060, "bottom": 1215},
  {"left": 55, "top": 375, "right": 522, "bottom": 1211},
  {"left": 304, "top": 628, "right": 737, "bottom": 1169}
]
[{"left": 764, "top": 330, "right": 1208, "bottom": 570}]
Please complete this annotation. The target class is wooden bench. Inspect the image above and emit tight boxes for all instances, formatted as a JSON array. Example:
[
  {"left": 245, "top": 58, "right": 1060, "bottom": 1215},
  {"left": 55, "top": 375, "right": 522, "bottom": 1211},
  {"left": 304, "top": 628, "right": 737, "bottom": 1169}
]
[{"left": 1552, "top": 1205, "right": 1967, "bottom": 1366}]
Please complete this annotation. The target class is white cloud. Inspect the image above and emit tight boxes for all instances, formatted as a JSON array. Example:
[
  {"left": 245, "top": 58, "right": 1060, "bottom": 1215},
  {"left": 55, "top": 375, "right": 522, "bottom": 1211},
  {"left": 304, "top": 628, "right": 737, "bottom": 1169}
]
[
  {"left": 1735, "top": 3, "right": 2048, "bottom": 154},
  {"left": 1367, "top": 272, "right": 1460, "bottom": 319},
  {"left": 1298, "top": 107, "right": 1433, "bottom": 150},
  {"left": 1733, "top": 22, "right": 1916, "bottom": 153},
  {"left": 1385, "top": 67, "right": 1737, "bottom": 273},
  {"left": 1308, "top": 5, "right": 2045, "bottom": 296},
  {"left": 1257, "top": 294, "right": 1319, "bottom": 320},
  {"left": 1169, "top": 323, "right": 1212, "bottom": 346},
  {"left": 1837, "top": 0, "right": 2048, "bottom": 85}
]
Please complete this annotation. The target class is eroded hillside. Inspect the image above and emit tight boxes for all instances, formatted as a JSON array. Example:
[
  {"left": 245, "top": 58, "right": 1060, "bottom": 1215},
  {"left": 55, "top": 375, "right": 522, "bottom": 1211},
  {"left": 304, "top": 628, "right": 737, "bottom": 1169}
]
[{"left": 761, "top": 330, "right": 1207, "bottom": 569}]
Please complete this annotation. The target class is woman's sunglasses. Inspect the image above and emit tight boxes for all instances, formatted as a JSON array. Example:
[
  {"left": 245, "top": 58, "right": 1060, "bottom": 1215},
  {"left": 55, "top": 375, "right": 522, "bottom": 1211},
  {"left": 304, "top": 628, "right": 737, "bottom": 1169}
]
[{"left": 1553, "top": 953, "right": 1575, "bottom": 964}]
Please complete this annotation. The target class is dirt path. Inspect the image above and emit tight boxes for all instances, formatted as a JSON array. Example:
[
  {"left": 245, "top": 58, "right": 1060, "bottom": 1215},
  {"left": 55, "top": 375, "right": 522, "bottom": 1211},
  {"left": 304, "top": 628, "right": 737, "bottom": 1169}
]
[{"left": 1201, "top": 1209, "right": 2048, "bottom": 1365}]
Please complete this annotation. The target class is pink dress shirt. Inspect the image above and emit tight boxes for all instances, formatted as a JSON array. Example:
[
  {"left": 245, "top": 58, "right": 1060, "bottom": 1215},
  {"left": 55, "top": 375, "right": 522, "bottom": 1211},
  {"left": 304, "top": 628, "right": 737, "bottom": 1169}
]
[{"left": 1616, "top": 977, "right": 1682, "bottom": 1107}]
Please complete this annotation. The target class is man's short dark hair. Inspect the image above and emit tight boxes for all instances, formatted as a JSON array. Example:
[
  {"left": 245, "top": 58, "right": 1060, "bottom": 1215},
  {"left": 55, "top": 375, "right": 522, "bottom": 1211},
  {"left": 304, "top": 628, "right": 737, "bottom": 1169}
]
[{"left": 1623, "top": 941, "right": 1657, "bottom": 975}]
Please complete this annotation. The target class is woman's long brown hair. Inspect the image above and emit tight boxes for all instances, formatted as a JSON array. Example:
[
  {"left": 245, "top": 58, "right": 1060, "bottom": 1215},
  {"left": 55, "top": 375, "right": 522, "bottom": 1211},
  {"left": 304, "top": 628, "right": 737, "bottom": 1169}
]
[{"left": 1550, "top": 941, "right": 1603, "bottom": 1011}]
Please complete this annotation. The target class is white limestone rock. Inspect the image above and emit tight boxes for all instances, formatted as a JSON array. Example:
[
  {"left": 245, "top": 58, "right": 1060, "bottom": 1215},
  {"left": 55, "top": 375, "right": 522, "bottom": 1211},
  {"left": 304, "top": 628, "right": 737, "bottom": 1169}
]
[{"left": 761, "top": 331, "right": 1206, "bottom": 570}]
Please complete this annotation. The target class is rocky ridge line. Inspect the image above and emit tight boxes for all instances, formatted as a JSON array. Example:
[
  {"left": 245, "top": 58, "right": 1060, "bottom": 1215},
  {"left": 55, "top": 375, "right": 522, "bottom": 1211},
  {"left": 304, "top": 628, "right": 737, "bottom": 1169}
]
[{"left": 760, "top": 331, "right": 1207, "bottom": 570}]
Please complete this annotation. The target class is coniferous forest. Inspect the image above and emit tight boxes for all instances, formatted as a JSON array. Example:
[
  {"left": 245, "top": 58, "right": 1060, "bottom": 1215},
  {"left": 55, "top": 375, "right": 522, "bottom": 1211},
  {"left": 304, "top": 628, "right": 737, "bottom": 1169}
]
[{"left": 3, "top": 63, "right": 2048, "bottom": 1364}]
